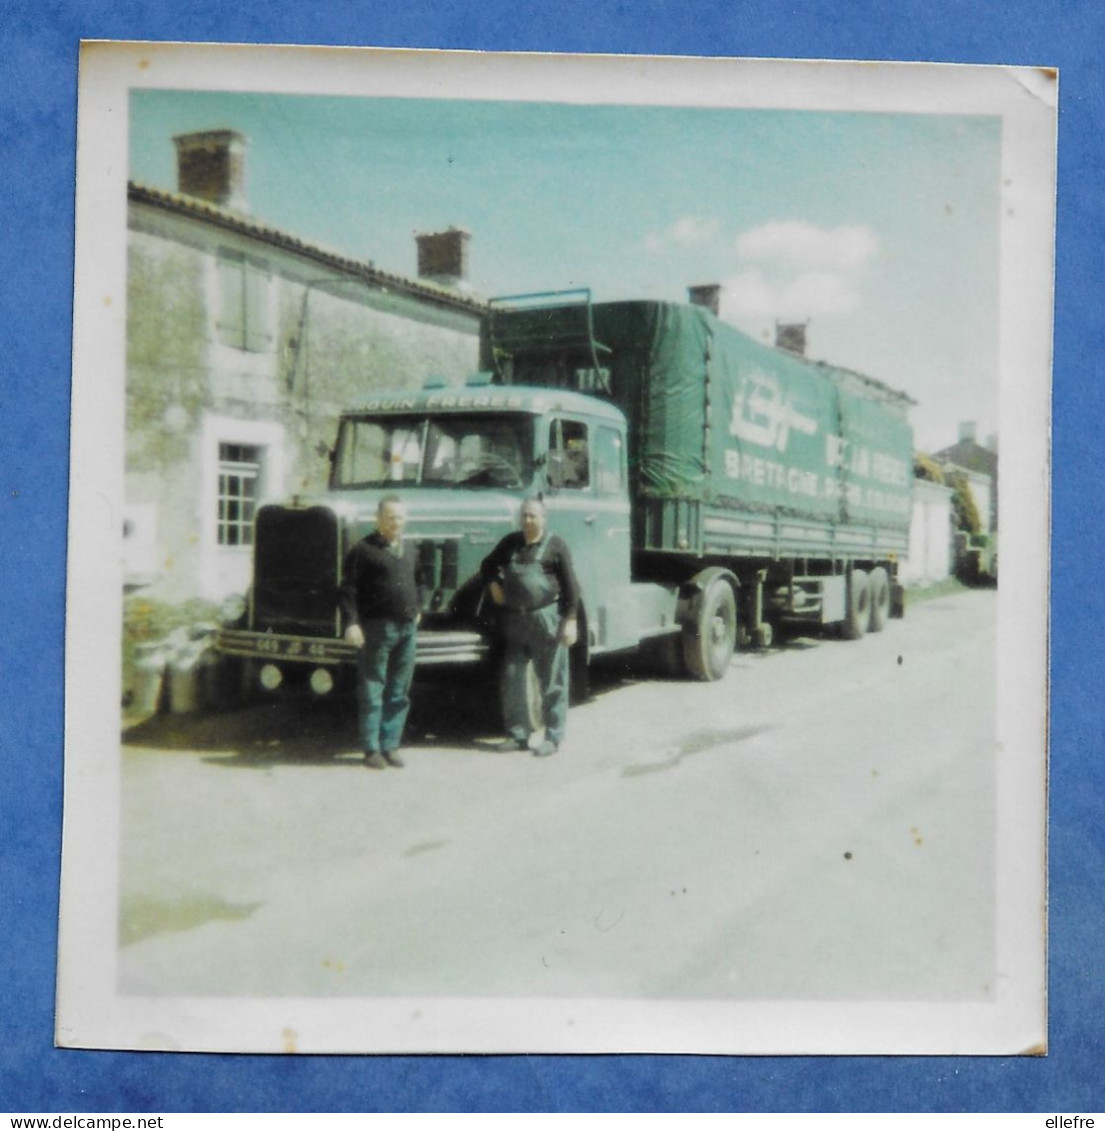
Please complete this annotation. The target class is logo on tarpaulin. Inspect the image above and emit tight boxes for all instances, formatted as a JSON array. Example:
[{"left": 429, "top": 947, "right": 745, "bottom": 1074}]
[{"left": 728, "top": 369, "right": 818, "bottom": 453}]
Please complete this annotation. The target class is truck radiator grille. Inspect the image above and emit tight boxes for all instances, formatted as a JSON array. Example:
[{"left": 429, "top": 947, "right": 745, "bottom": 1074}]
[
  {"left": 415, "top": 538, "right": 460, "bottom": 596},
  {"left": 250, "top": 505, "right": 341, "bottom": 636}
]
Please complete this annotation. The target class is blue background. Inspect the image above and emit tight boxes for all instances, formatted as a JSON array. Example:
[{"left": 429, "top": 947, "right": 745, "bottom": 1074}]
[{"left": 1, "top": 1, "right": 1098, "bottom": 1114}]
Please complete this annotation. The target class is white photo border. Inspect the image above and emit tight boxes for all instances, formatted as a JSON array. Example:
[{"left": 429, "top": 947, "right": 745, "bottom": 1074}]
[{"left": 59, "top": 42, "right": 1054, "bottom": 1055}]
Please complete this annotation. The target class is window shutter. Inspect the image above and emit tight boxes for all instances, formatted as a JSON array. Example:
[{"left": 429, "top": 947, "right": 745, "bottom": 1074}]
[
  {"left": 244, "top": 259, "right": 272, "bottom": 353},
  {"left": 217, "top": 253, "right": 245, "bottom": 349}
]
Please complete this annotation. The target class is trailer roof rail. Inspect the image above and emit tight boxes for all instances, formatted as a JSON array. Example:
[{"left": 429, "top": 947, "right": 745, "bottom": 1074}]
[{"left": 488, "top": 288, "right": 594, "bottom": 311}]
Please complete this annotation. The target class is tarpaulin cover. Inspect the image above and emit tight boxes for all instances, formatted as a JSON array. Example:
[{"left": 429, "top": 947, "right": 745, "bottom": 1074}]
[
  {"left": 487, "top": 299, "right": 914, "bottom": 530},
  {"left": 584, "top": 301, "right": 913, "bottom": 530}
]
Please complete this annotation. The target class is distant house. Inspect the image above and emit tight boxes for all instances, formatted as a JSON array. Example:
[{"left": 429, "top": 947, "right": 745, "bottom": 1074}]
[
  {"left": 125, "top": 129, "right": 486, "bottom": 603},
  {"left": 933, "top": 422, "right": 999, "bottom": 533},
  {"left": 902, "top": 476, "right": 955, "bottom": 585}
]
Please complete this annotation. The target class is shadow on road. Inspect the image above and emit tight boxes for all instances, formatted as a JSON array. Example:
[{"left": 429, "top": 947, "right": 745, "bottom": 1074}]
[
  {"left": 119, "top": 641, "right": 812, "bottom": 769},
  {"left": 120, "top": 663, "right": 628, "bottom": 769}
]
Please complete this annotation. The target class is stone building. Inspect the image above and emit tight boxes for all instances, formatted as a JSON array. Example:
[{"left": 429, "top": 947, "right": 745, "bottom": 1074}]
[
  {"left": 933, "top": 421, "right": 999, "bottom": 533},
  {"left": 124, "top": 129, "right": 485, "bottom": 603},
  {"left": 901, "top": 477, "right": 955, "bottom": 585}
]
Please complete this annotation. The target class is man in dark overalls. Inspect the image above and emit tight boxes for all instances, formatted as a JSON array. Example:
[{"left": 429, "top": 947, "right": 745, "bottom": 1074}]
[{"left": 480, "top": 498, "right": 581, "bottom": 757}]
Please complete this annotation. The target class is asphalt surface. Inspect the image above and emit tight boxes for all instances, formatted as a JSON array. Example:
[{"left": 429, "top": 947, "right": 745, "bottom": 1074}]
[{"left": 118, "top": 587, "right": 997, "bottom": 1006}]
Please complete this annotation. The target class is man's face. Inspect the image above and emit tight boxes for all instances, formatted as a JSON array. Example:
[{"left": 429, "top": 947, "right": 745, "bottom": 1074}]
[
  {"left": 376, "top": 501, "right": 407, "bottom": 543},
  {"left": 520, "top": 503, "right": 546, "bottom": 544}
]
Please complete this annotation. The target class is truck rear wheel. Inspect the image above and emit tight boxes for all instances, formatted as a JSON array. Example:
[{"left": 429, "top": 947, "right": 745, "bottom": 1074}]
[
  {"left": 682, "top": 579, "right": 737, "bottom": 681},
  {"left": 841, "top": 569, "right": 870, "bottom": 640},
  {"left": 868, "top": 567, "right": 890, "bottom": 633}
]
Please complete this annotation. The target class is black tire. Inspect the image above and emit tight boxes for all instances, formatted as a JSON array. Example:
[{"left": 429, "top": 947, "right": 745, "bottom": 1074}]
[
  {"left": 640, "top": 631, "right": 687, "bottom": 678},
  {"left": 569, "top": 624, "right": 590, "bottom": 704},
  {"left": 682, "top": 579, "right": 738, "bottom": 681},
  {"left": 868, "top": 567, "right": 890, "bottom": 633},
  {"left": 841, "top": 569, "right": 870, "bottom": 640}
]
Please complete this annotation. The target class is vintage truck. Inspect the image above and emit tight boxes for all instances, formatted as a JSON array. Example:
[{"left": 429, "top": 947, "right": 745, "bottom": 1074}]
[{"left": 216, "top": 290, "right": 914, "bottom": 696}]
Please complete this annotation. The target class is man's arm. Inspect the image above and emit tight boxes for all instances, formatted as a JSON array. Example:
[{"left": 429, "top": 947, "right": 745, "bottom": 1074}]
[
  {"left": 338, "top": 546, "right": 365, "bottom": 646},
  {"left": 550, "top": 535, "right": 581, "bottom": 645},
  {"left": 479, "top": 532, "right": 516, "bottom": 584},
  {"left": 480, "top": 532, "right": 522, "bottom": 607}
]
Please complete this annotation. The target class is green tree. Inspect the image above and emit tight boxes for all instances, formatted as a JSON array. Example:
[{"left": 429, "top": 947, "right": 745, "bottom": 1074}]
[{"left": 947, "top": 470, "right": 982, "bottom": 534}]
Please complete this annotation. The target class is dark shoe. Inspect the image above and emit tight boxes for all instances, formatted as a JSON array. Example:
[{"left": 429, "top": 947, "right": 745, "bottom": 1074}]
[
  {"left": 364, "top": 751, "right": 386, "bottom": 769},
  {"left": 382, "top": 749, "right": 405, "bottom": 768},
  {"left": 533, "top": 739, "right": 558, "bottom": 758}
]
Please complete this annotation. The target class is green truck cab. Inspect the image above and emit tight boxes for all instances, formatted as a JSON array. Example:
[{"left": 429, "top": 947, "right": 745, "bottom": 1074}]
[
  {"left": 216, "top": 381, "right": 652, "bottom": 694},
  {"left": 217, "top": 289, "right": 914, "bottom": 695}
]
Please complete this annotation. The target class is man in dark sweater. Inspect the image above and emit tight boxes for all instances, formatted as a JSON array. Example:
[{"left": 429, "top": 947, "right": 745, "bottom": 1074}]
[
  {"left": 339, "top": 496, "right": 425, "bottom": 768},
  {"left": 480, "top": 497, "right": 581, "bottom": 757}
]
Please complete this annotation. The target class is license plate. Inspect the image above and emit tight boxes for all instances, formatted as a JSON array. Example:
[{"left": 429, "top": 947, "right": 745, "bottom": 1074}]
[{"left": 217, "top": 630, "right": 354, "bottom": 663}]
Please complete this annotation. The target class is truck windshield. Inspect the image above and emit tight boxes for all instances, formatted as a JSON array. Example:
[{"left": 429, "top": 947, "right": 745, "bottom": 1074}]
[{"left": 331, "top": 413, "right": 534, "bottom": 490}]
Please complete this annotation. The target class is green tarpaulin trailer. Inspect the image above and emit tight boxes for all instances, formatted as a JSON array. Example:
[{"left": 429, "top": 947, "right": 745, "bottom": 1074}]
[
  {"left": 482, "top": 291, "right": 914, "bottom": 670},
  {"left": 484, "top": 295, "right": 913, "bottom": 564}
]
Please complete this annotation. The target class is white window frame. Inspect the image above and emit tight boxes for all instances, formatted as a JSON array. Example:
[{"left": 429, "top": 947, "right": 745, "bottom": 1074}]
[
  {"left": 199, "top": 414, "right": 286, "bottom": 600},
  {"left": 217, "top": 442, "right": 262, "bottom": 548}
]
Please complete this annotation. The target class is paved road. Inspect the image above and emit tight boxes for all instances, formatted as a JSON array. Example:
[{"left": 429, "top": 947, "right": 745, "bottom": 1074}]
[{"left": 119, "top": 588, "right": 996, "bottom": 1005}]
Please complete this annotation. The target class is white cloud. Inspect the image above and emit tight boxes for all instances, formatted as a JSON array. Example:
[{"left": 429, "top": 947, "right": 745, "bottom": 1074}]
[
  {"left": 735, "top": 220, "right": 878, "bottom": 273},
  {"left": 718, "top": 221, "right": 879, "bottom": 338},
  {"left": 719, "top": 268, "right": 778, "bottom": 323},
  {"left": 782, "top": 270, "right": 861, "bottom": 317},
  {"left": 643, "top": 215, "right": 721, "bottom": 252},
  {"left": 720, "top": 266, "right": 862, "bottom": 328}
]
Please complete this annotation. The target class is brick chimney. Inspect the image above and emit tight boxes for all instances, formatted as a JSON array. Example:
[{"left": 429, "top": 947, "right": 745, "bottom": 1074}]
[
  {"left": 173, "top": 129, "right": 248, "bottom": 211},
  {"left": 775, "top": 321, "right": 808, "bottom": 356},
  {"left": 688, "top": 284, "right": 721, "bottom": 316},
  {"left": 416, "top": 228, "right": 471, "bottom": 288},
  {"left": 959, "top": 421, "right": 978, "bottom": 444}
]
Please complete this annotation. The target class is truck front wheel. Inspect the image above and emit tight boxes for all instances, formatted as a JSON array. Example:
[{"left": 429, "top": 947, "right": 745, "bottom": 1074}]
[{"left": 682, "top": 579, "right": 738, "bottom": 681}]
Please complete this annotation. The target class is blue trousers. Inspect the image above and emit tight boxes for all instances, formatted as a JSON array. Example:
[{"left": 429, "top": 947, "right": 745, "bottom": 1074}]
[
  {"left": 500, "top": 605, "right": 569, "bottom": 746},
  {"left": 356, "top": 618, "right": 418, "bottom": 754}
]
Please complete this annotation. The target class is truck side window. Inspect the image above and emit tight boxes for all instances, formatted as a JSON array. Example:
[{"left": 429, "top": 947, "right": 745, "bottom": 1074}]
[
  {"left": 548, "top": 419, "right": 590, "bottom": 491},
  {"left": 593, "top": 425, "right": 625, "bottom": 496}
]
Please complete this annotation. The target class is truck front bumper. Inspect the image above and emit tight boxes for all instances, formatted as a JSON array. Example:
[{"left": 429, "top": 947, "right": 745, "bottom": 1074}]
[{"left": 215, "top": 627, "right": 490, "bottom": 667}]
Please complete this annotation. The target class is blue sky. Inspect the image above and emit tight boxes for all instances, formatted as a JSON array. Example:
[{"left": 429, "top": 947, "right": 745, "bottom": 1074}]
[{"left": 130, "top": 90, "right": 1001, "bottom": 451}]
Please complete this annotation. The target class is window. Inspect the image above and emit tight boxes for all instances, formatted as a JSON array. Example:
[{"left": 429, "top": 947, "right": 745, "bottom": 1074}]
[
  {"left": 218, "top": 443, "right": 262, "bottom": 546},
  {"left": 593, "top": 425, "right": 625, "bottom": 496},
  {"left": 548, "top": 419, "right": 590, "bottom": 491},
  {"left": 216, "top": 250, "right": 272, "bottom": 352}
]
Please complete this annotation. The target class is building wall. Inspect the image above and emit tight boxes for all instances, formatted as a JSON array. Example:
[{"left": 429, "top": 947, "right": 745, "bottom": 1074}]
[
  {"left": 901, "top": 478, "right": 954, "bottom": 585},
  {"left": 280, "top": 284, "right": 480, "bottom": 497},
  {"left": 124, "top": 201, "right": 482, "bottom": 602}
]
